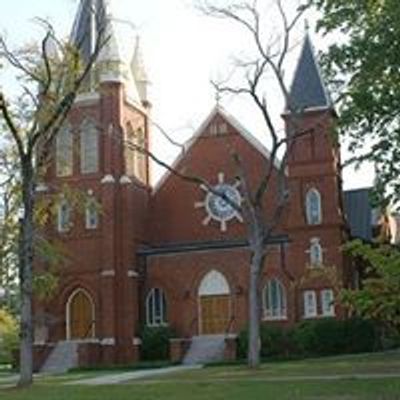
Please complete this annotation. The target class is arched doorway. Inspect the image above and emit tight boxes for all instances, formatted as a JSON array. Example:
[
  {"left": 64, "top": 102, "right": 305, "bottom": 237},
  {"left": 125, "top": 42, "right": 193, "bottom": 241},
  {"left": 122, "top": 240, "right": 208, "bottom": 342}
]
[
  {"left": 66, "top": 289, "right": 95, "bottom": 340},
  {"left": 198, "top": 270, "right": 231, "bottom": 335}
]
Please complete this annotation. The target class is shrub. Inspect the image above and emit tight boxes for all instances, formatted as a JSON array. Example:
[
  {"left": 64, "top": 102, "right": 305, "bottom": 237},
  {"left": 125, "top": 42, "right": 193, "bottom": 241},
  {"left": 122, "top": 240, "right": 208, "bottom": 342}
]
[
  {"left": 139, "top": 326, "right": 174, "bottom": 361},
  {"left": 292, "top": 318, "right": 378, "bottom": 356},
  {"left": 238, "top": 324, "right": 289, "bottom": 359},
  {"left": 237, "top": 317, "right": 379, "bottom": 360},
  {"left": 260, "top": 325, "right": 289, "bottom": 357},
  {"left": 0, "top": 308, "right": 19, "bottom": 364},
  {"left": 343, "top": 317, "right": 378, "bottom": 353},
  {"left": 292, "top": 319, "right": 347, "bottom": 356}
]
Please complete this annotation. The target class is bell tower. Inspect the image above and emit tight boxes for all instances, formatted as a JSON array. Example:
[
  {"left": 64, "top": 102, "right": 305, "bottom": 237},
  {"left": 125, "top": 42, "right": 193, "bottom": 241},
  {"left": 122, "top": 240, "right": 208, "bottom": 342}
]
[
  {"left": 283, "top": 35, "right": 347, "bottom": 320},
  {"left": 35, "top": 0, "right": 151, "bottom": 366}
]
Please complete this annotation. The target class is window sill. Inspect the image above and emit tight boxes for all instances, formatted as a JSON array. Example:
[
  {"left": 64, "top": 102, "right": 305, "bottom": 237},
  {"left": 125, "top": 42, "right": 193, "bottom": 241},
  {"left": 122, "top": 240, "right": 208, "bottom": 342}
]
[
  {"left": 321, "top": 313, "right": 335, "bottom": 318},
  {"left": 306, "top": 264, "right": 324, "bottom": 269},
  {"left": 303, "top": 314, "right": 335, "bottom": 320},
  {"left": 262, "top": 316, "right": 288, "bottom": 322},
  {"left": 146, "top": 323, "right": 169, "bottom": 328},
  {"left": 303, "top": 314, "right": 318, "bottom": 319}
]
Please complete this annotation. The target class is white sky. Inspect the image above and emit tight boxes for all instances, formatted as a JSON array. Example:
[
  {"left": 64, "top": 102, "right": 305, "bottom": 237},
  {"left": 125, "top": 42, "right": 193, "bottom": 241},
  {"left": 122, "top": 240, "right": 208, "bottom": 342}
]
[{"left": 0, "top": 0, "right": 374, "bottom": 189}]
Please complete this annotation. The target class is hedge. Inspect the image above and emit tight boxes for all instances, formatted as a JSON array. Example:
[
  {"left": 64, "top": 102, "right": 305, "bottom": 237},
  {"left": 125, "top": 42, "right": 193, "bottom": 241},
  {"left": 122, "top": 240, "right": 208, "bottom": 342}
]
[{"left": 238, "top": 318, "right": 379, "bottom": 359}]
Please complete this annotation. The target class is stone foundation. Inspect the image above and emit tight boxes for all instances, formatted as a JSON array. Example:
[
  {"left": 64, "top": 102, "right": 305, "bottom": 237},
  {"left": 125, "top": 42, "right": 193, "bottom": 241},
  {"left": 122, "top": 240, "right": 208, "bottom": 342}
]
[
  {"left": 224, "top": 336, "right": 237, "bottom": 361},
  {"left": 33, "top": 340, "right": 141, "bottom": 372},
  {"left": 169, "top": 338, "right": 192, "bottom": 363}
]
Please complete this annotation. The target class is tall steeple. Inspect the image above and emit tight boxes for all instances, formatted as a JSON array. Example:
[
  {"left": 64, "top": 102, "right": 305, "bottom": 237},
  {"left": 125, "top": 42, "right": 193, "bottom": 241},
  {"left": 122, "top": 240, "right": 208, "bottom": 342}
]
[
  {"left": 131, "top": 36, "right": 150, "bottom": 104},
  {"left": 70, "top": 0, "right": 142, "bottom": 105},
  {"left": 288, "top": 35, "right": 332, "bottom": 112},
  {"left": 70, "top": 0, "right": 107, "bottom": 66}
]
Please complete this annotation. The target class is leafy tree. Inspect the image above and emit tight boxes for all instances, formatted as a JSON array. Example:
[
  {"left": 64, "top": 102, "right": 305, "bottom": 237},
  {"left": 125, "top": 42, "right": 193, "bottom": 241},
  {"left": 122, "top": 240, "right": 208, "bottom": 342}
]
[
  {"left": 0, "top": 11, "right": 107, "bottom": 386},
  {"left": 313, "top": 0, "right": 400, "bottom": 205},
  {"left": 0, "top": 308, "right": 19, "bottom": 365},
  {"left": 0, "top": 141, "right": 19, "bottom": 314},
  {"left": 342, "top": 240, "right": 400, "bottom": 333}
]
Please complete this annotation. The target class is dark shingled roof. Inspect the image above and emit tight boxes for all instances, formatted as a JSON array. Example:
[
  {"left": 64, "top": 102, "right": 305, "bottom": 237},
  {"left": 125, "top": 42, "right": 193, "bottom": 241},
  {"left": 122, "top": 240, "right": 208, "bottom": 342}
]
[
  {"left": 70, "top": 0, "right": 107, "bottom": 65},
  {"left": 343, "top": 188, "right": 373, "bottom": 242},
  {"left": 288, "top": 35, "right": 332, "bottom": 111}
]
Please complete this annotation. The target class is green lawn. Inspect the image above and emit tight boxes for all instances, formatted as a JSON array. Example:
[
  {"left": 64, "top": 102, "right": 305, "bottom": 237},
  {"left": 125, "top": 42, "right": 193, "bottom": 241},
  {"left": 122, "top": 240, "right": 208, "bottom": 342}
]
[
  {"left": 145, "top": 351, "right": 400, "bottom": 382},
  {"left": 2, "top": 379, "right": 400, "bottom": 400},
  {"left": 1, "top": 351, "right": 400, "bottom": 400}
]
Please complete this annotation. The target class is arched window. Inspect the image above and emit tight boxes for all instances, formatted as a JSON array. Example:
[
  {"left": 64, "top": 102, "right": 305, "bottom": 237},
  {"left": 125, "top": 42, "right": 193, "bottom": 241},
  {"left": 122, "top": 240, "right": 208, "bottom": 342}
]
[
  {"left": 80, "top": 119, "right": 99, "bottom": 174},
  {"left": 198, "top": 270, "right": 230, "bottom": 296},
  {"left": 146, "top": 288, "right": 167, "bottom": 327},
  {"left": 56, "top": 125, "right": 73, "bottom": 177},
  {"left": 263, "top": 279, "right": 287, "bottom": 320},
  {"left": 57, "top": 199, "right": 71, "bottom": 232},
  {"left": 125, "top": 126, "right": 146, "bottom": 181},
  {"left": 125, "top": 124, "right": 135, "bottom": 176},
  {"left": 85, "top": 198, "right": 98, "bottom": 230},
  {"left": 309, "top": 238, "right": 323, "bottom": 266},
  {"left": 306, "top": 188, "right": 322, "bottom": 225}
]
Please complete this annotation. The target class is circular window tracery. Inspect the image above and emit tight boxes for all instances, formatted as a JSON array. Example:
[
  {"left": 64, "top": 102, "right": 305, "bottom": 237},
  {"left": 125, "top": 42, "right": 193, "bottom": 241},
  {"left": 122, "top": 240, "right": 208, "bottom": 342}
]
[{"left": 195, "top": 172, "right": 243, "bottom": 231}]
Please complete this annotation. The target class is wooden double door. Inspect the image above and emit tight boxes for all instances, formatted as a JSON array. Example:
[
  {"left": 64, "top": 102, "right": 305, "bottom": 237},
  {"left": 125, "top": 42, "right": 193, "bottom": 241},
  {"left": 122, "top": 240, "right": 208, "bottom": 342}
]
[
  {"left": 200, "top": 294, "right": 231, "bottom": 335},
  {"left": 69, "top": 290, "right": 94, "bottom": 340}
]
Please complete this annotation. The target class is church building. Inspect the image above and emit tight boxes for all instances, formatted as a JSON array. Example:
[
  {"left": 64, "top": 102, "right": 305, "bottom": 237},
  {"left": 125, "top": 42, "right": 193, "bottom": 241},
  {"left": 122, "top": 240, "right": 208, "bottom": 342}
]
[{"left": 32, "top": 0, "right": 370, "bottom": 371}]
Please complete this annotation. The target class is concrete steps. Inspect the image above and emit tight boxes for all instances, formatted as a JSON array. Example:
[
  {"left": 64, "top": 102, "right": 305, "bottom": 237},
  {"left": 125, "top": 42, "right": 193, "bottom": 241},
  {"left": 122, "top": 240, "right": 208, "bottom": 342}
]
[
  {"left": 40, "top": 341, "right": 79, "bottom": 374},
  {"left": 183, "top": 335, "right": 226, "bottom": 365}
]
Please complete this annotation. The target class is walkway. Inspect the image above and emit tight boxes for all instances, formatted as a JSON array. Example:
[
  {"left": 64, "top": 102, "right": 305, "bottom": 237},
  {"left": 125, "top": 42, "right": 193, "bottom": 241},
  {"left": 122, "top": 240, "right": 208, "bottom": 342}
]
[
  {"left": 0, "top": 374, "right": 21, "bottom": 389},
  {"left": 66, "top": 365, "right": 203, "bottom": 386}
]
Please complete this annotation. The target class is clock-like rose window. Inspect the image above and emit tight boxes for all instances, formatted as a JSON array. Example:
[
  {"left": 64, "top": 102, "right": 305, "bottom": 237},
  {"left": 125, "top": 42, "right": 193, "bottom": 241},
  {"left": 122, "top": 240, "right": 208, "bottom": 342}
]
[{"left": 195, "top": 173, "right": 243, "bottom": 231}]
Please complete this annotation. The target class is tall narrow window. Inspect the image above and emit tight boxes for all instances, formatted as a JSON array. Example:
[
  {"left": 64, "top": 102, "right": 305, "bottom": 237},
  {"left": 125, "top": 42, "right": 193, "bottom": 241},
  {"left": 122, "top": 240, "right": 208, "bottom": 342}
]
[
  {"left": 125, "top": 125, "right": 146, "bottom": 181},
  {"left": 135, "top": 128, "right": 146, "bottom": 182},
  {"left": 85, "top": 198, "right": 98, "bottom": 230},
  {"left": 321, "top": 289, "right": 335, "bottom": 316},
  {"left": 125, "top": 124, "right": 135, "bottom": 176},
  {"left": 263, "top": 279, "right": 287, "bottom": 320},
  {"left": 80, "top": 119, "right": 99, "bottom": 174},
  {"left": 309, "top": 238, "right": 323, "bottom": 266},
  {"left": 57, "top": 200, "right": 71, "bottom": 232},
  {"left": 306, "top": 188, "right": 322, "bottom": 225},
  {"left": 303, "top": 290, "right": 317, "bottom": 318},
  {"left": 56, "top": 125, "right": 73, "bottom": 177},
  {"left": 146, "top": 288, "right": 167, "bottom": 326}
]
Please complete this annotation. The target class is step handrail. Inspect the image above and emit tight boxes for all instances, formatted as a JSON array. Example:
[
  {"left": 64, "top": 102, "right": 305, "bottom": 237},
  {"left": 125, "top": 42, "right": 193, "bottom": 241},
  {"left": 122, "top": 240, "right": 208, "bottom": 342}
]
[{"left": 224, "top": 315, "right": 235, "bottom": 336}]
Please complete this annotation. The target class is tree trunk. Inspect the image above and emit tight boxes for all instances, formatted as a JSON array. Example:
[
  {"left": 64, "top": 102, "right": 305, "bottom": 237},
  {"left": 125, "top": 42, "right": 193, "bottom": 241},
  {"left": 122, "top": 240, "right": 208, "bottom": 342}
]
[
  {"left": 18, "top": 168, "right": 35, "bottom": 387},
  {"left": 247, "top": 245, "right": 264, "bottom": 368}
]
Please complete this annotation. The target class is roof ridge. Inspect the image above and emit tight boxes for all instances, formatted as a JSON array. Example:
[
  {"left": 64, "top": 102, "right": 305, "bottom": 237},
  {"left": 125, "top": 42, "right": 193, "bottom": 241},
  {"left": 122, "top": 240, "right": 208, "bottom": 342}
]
[{"left": 152, "top": 105, "right": 281, "bottom": 194}]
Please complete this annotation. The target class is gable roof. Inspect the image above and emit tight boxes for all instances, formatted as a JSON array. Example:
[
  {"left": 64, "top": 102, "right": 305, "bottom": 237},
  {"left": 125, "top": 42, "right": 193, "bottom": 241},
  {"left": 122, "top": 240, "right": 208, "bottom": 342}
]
[
  {"left": 153, "top": 106, "right": 281, "bottom": 194},
  {"left": 288, "top": 35, "right": 333, "bottom": 111}
]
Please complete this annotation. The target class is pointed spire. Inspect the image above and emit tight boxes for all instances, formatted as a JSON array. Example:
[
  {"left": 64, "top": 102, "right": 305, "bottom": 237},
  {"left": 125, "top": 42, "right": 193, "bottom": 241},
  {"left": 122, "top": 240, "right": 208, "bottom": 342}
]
[
  {"left": 70, "top": 0, "right": 142, "bottom": 104},
  {"left": 287, "top": 34, "right": 332, "bottom": 112},
  {"left": 131, "top": 36, "right": 149, "bottom": 83},
  {"left": 70, "top": 0, "right": 107, "bottom": 66},
  {"left": 96, "top": 15, "right": 126, "bottom": 79},
  {"left": 131, "top": 36, "right": 150, "bottom": 103}
]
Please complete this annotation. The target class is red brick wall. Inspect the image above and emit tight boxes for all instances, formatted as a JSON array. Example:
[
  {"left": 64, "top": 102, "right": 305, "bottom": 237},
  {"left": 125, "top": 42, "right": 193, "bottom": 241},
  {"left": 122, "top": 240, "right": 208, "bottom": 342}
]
[
  {"left": 35, "top": 90, "right": 349, "bottom": 366},
  {"left": 34, "top": 81, "right": 150, "bottom": 365},
  {"left": 149, "top": 114, "right": 279, "bottom": 244}
]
